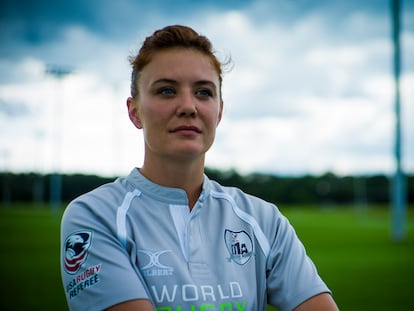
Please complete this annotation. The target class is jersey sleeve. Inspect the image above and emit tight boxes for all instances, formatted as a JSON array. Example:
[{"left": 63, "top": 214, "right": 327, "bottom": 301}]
[
  {"left": 60, "top": 196, "right": 151, "bottom": 311},
  {"left": 266, "top": 209, "right": 331, "bottom": 311}
]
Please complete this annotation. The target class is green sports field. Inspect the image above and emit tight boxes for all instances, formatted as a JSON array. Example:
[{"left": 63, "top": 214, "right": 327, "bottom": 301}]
[{"left": 0, "top": 203, "right": 413, "bottom": 310}]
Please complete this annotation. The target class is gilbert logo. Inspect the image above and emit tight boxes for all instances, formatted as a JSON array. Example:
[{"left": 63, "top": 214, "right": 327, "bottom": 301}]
[
  {"left": 138, "top": 250, "right": 174, "bottom": 277},
  {"left": 224, "top": 229, "right": 253, "bottom": 265}
]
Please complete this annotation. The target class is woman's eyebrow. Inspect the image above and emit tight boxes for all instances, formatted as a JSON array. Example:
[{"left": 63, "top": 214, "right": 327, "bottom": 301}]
[
  {"left": 151, "top": 78, "right": 217, "bottom": 89},
  {"left": 151, "top": 78, "right": 177, "bottom": 85},
  {"left": 194, "top": 80, "right": 217, "bottom": 88}
]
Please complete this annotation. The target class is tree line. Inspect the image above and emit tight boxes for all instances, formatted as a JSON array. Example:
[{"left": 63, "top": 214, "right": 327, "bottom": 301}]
[{"left": 1, "top": 169, "right": 413, "bottom": 207}]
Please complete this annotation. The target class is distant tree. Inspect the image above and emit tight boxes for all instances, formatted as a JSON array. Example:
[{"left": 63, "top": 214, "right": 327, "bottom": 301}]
[{"left": 1, "top": 170, "right": 412, "bottom": 207}]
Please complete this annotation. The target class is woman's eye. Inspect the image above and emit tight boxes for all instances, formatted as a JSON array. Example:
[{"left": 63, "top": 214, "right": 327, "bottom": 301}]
[
  {"left": 196, "top": 89, "right": 213, "bottom": 97},
  {"left": 158, "top": 88, "right": 175, "bottom": 96}
]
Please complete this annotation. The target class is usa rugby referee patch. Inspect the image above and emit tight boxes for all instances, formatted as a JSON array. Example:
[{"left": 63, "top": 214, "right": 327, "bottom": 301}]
[{"left": 64, "top": 231, "right": 92, "bottom": 274}]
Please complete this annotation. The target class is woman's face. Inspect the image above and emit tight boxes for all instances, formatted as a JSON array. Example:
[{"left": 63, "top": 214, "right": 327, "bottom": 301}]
[{"left": 127, "top": 48, "right": 223, "bottom": 162}]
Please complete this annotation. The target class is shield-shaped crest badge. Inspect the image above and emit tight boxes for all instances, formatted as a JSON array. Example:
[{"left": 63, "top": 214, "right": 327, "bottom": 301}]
[{"left": 224, "top": 229, "right": 253, "bottom": 265}]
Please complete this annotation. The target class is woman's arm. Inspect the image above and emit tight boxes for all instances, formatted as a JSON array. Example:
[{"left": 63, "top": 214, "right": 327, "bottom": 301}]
[{"left": 294, "top": 293, "right": 339, "bottom": 311}]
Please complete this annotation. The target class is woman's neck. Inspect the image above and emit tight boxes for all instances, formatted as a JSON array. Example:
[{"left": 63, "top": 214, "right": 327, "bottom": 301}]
[{"left": 139, "top": 156, "right": 205, "bottom": 210}]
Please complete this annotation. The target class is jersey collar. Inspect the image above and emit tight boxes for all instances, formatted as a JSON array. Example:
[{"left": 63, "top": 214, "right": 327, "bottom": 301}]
[{"left": 126, "top": 168, "right": 212, "bottom": 205}]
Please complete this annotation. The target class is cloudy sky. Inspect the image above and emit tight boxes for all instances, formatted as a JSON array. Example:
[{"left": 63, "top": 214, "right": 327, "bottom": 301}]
[{"left": 0, "top": 0, "right": 413, "bottom": 177}]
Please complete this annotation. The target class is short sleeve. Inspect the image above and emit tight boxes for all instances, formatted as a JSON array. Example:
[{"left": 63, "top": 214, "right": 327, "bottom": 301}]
[
  {"left": 266, "top": 211, "right": 331, "bottom": 311},
  {"left": 60, "top": 199, "right": 151, "bottom": 311}
]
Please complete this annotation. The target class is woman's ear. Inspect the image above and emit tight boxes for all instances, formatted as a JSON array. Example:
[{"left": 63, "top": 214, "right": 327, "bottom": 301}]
[{"left": 127, "top": 97, "right": 143, "bottom": 129}]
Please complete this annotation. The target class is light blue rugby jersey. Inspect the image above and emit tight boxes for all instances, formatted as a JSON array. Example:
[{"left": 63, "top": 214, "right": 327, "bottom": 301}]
[{"left": 61, "top": 168, "right": 331, "bottom": 311}]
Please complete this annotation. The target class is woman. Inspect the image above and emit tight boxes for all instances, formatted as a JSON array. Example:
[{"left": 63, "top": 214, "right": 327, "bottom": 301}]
[{"left": 61, "top": 25, "right": 339, "bottom": 311}]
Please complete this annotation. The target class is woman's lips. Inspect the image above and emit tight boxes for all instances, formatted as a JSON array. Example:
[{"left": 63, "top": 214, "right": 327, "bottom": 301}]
[{"left": 170, "top": 125, "right": 202, "bottom": 134}]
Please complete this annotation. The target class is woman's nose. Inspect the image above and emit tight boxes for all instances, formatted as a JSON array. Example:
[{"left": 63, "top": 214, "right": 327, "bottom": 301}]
[{"left": 177, "top": 91, "right": 197, "bottom": 117}]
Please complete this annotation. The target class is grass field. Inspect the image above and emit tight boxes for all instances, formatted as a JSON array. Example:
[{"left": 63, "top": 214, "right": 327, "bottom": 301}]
[{"left": 0, "top": 203, "right": 413, "bottom": 310}]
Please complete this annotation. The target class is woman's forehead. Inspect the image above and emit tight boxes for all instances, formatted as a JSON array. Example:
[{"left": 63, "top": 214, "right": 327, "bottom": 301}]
[{"left": 140, "top": 49, "right": 220, "bottom": 85}]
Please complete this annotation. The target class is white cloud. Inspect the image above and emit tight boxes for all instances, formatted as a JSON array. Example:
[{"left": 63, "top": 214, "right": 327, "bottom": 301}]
[
  {"left": 201, "top": 9, "right": 412, "bottom": 175},
  {"left": 0, "top": 5, "right": 413, "bottom": 176},
  {"left": 0, "top": 57, "right": 140, "bottom": 176}
]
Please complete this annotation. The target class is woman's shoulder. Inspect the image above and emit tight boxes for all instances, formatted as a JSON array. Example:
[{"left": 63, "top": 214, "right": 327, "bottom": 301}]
[
  {"left": 64, "top": 176, "right": 132, "bottom": 215},
  {"left": 206, "top": 177, "right": 282, "bottom": 218}
]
